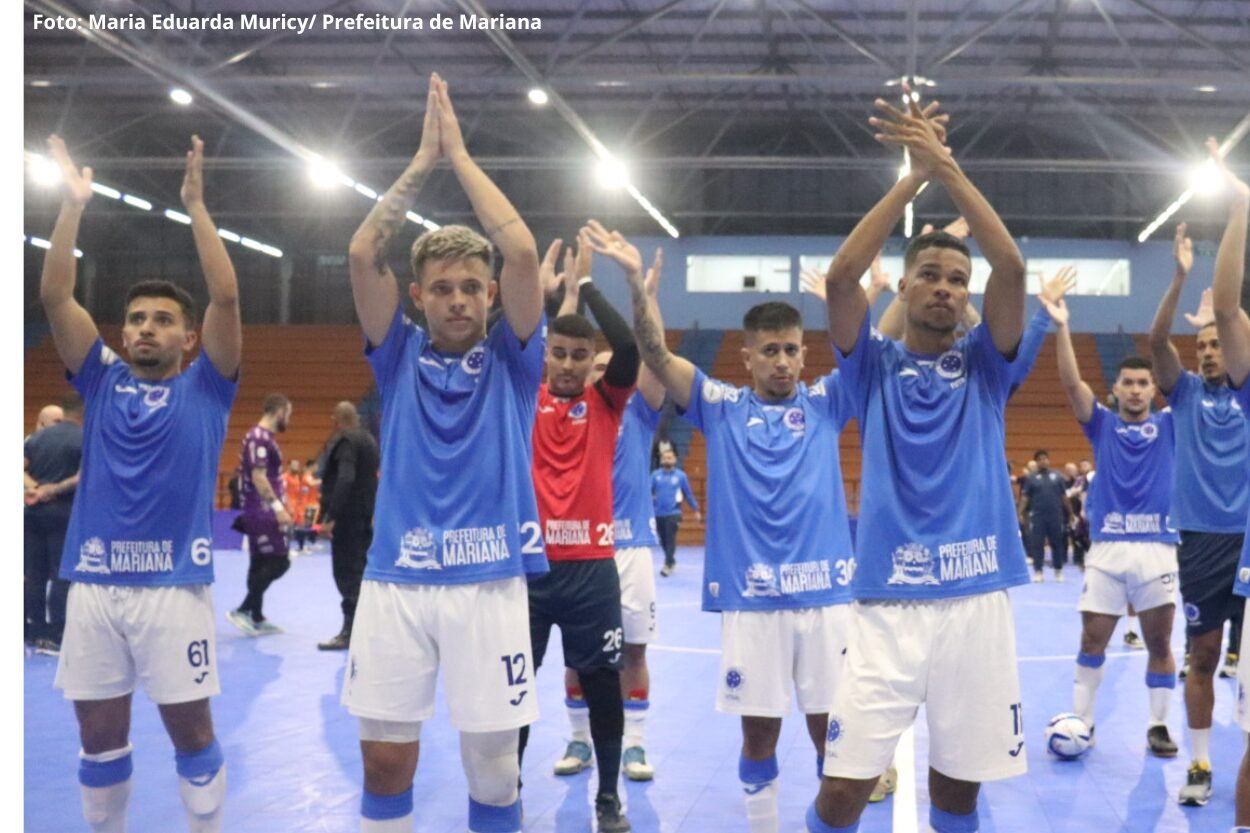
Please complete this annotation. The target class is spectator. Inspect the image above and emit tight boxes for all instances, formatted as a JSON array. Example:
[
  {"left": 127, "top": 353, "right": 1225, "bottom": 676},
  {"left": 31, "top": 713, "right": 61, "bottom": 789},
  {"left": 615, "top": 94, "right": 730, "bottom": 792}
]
[
  {"left": 651, "top": 448, "right": 701, "bottom": 577},
  {"left": 26, "top": 404, "right": 63, "bottom": 442},
  {"left": 317, "top": 401, "right": 379, "bottom": 650},
  {"left": 1018, "top": 449, "right": 1071, "bottom": 582},
  {"left": 23, "top": 393, "right": 83, "bottom": 652}
]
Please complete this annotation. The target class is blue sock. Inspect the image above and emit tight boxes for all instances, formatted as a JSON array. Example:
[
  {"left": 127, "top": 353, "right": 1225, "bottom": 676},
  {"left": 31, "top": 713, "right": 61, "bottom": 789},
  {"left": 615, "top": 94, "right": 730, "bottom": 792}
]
[
  {"left": 739, "top": 754, "right": 779, "bottom": 785},
  {"left": 1146, "top": 671, "right": 1177, "bottom": 689},
  {"left": 930, "top": 806, "right": 978, "bottom": 833},
  {"left": 816, "top": 754, "right": 825, "bottom": 779},
  {"left": 468, "top": 797, "right": 521, "bottom": 833},
  {"left": 361, "top": 787, "right": 413, "bottom": 820},
  {"left": 805, "top": 803, "right": 859, "bottom": 832},
  {"left": 174, "top": 738, "right": 223, "bottom": 783},
  {"left": 1076, "top": 652, "right": 1106, "bottom": 669},
  {"left": 79, "top": 749, "right": 133, "bottom": 787}
]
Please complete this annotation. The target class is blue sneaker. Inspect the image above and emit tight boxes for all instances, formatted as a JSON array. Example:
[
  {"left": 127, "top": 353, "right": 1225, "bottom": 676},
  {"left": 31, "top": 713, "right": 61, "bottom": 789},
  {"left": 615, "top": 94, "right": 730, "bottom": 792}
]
[
  {"left": 622, "top": 746, "right": 654, "bottom": 781},
  {"left": 554, "top": 740, "right": 593, "bottom": 775}
]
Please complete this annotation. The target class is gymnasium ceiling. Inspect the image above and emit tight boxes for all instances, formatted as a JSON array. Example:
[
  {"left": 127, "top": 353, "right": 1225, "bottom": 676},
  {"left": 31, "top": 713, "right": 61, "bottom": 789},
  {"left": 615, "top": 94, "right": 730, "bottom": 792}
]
[{"left": 22, "top": 0, "right": 1250, "bottom": 255}]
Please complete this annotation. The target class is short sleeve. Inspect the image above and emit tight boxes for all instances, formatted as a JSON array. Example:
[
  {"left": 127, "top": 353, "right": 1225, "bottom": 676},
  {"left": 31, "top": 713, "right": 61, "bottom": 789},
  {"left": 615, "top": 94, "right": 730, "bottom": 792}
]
[
  {"left": 1081, "top": 402, "right": 1110, "bottom": 444},
  {"left": 186, "top": 349, "right": 239, "bottom": 411},
  {"left": 678, "top": 368, "right": 733, "bottom": 434},
  {"left": 967, "top": 322, "right": 1016, "bottom": 403},
  {"left": 809, "top": 370, "right": 853, "bottom": 430},
  {"left": 66, "top": 339, "right": 122, "bottom": 403},
  {"left": 365, "top": 306, "right": 418, "bottom": 391},
  {"left": 1164, "top": 371, "right": 1198, "bottom": 409},
  {"left": 488, "top": 311, "right": 547, "bottom": 391},
  {"left": 834, "top": 313, "right": 886, "bottom": 417},
  {"left": 632, "top": 393, "right": 662, "bottom": 433}
]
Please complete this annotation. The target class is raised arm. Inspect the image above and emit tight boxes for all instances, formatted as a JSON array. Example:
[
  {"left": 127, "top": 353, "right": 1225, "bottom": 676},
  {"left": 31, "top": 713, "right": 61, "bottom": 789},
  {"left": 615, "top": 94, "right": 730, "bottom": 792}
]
[
  {"left": 877, "top": 92, "right": 1025, "bottom": 354},
  {"left": 864, "top": 253, "right": 892, "bottom": 306},
  {"left": 637, "top": 249, "right": 669, "bottom": 410},
  {"left": 40, "top": 136, "right": 100, "bottom": 375},
  {"left": 181, "top": 135, "right": 241, "bottom": 378},
  {"left": 347, "top": 76, "right": 439, "bottom": 346},
  {"left": 1042, "top": 295, "right": 1095, "bottom": 423},
  {"left": 579, "top": 233, "right": 639, "bottom": 390},
  {"left": 1146, "top": 223, "right": 1193, "bottom": 394},
  {"left": 1208, "top": 137, "right": 1250, "bottom": 386},
  {"left": 584, "top": 220, "right": 698, "bottom": 410},
  {"left": 436, "top": 75, "right": 542, "bottom": 342}
]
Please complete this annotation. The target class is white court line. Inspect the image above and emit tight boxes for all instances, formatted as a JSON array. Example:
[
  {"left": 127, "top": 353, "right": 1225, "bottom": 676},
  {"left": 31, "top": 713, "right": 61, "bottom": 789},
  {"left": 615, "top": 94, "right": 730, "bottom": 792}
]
[
  {"left": 1017, "top": 650, "right": 1141, "bottom": 663},
  {"left": 649, "top": 644, "right": 722, "bottom": 656},
  {"left": 1012, "top": 600, "right": 1080, "bottom": 609},
  {"left": 894, "top": 724, "right": 918, "bottom": 833}
]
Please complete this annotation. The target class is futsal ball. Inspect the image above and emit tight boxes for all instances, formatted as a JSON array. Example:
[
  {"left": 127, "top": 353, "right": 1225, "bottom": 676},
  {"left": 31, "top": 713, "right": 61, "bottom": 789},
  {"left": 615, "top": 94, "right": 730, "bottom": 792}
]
[{"left": 1045, "top": 713, "right": 1092, "bottom": 760}]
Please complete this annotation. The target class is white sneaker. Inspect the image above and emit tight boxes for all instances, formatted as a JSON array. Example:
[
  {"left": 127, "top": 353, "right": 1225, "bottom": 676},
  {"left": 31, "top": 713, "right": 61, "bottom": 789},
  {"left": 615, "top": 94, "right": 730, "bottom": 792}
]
[
  {"left": 1032, "top": 571, "right": 1044, "bottom": 583},
  {"left": 1055, "top": 569, "right": 1065, "bottom": 583},
  {"left": 553, "top": 740, "right": 593, "bottom": 775},
  {"left": 622, "top": 746, "right": 654, "bottom": 781}
]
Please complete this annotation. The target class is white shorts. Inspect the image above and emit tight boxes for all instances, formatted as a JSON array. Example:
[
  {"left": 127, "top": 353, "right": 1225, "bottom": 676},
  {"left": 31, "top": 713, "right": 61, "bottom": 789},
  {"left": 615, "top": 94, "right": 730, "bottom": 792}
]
[
  {"left": 1237, "top": 598, "right": 1250, "bottom": 732},
  {"left": 615, "top": 546, "right": 657, "bottom": 644},
  {"left": 1079, "top": 541, "right": 1178, "bottom": 615},
  {"left": 716, "top": 605, "right": 850, "bottom": 718},
  {"left": 341, "top": 577, "right": 539, "bottom": 732},
  {"left": 823, "top": 591, "right": 1026, "bottom": 783},
  {"left": 54, "top": 583, "right": 220, "bottom": 704}
]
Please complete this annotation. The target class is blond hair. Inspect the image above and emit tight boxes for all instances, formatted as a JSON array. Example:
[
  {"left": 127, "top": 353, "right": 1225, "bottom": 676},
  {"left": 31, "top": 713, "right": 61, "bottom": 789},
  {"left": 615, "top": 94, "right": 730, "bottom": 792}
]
[{"left": 409, "top": 225, "right": 494, "bottom": 282}]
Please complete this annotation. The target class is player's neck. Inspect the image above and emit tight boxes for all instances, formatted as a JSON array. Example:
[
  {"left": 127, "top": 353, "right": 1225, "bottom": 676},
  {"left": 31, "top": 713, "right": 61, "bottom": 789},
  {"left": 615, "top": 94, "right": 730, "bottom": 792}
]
[
  {"left": 901, "top": 322, "right": 957, "bottom": 356},
  {"left": 429, "top": 331, "right": 482, "bottom": 354},
  {"left": 258, "top": 415, "right": 279, "bottom": 432},
  {"left": 130, "top": 362, "right": 181, "bottom": 382},
  {"left": 1117, "top": 408, "right": 1149, "bottom": 423}
]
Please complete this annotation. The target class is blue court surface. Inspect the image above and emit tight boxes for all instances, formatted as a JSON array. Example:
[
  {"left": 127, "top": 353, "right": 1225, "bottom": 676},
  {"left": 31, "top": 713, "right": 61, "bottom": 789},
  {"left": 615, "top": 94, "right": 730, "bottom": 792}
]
[{"left": 24, "top": 547, "right": 1245, "bottom": 832}]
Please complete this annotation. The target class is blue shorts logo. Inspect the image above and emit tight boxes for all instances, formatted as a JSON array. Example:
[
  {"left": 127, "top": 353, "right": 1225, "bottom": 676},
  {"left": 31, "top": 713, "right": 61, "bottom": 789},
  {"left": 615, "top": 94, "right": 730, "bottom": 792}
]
[
  {"left": 826, "top": 717, "right": 843, "bottom": 744},
  {"left": 1185, "top": 602, "right": 1201, "bottom": 623},
  {"left": 725, "top": 668, "right": 744, "bottom": 690}
]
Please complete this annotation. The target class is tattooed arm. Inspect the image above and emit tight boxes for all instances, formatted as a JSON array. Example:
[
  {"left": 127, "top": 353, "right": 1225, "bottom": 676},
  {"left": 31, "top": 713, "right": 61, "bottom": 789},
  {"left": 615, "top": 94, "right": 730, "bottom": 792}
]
[
  {"left": 347, "top": 76, "right": 441, "bottom": 346},
  {"left": 583, "top": 220, "right": 697, "bottom": 410}
]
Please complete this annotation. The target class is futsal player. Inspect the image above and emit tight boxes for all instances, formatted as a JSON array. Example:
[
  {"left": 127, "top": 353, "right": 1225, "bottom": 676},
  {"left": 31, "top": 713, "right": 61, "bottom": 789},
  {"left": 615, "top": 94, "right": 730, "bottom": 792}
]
[
  {"left": 44, "top": 134, "right": 239, "bottom": 833},
  {"left": 586, "top": 220, "right": 856, "bottom": 833},
  {"left": 341, "top": 73, "right": 545, "bottom": 833},
  {"left": 1201, "top": 137, "right": 1250, "bottom": 833},
  {"left": 524, "top": 233, "right": 639, "bottom": 832},
  {"left": 1148, "top": 220, "right": 1248, "bottom": 804},
  {"left": 227, "top": 393, "right": 294, "bottom": 636},
  {"left": 806, "top": 90, "right": 1033, "bottom": 833},
  {"left": 553, "top": 243, "right": 667, "bottom": 783},
  {"left": 1044, "top": 296, "right": 1181, "bottom": 758}
]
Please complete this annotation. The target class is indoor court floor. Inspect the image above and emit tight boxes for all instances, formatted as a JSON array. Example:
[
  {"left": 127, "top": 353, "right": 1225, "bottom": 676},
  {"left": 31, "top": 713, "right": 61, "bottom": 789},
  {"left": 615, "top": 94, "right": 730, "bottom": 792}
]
[{"left": 24, "top": 546, "right": 1246, "bottom": 833}]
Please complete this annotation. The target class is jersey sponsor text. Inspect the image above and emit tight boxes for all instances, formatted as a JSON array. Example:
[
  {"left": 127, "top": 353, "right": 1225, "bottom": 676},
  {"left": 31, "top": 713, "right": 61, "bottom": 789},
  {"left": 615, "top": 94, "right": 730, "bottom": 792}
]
[
  {"left": 545, "top": 519, "right": 592, "bottom": 546},
  {"left": 779, "top": 560, "right": 834, "bottom": 594},
  {"left": 938, "top": 535, "right": 1000, "bottom": 582}
]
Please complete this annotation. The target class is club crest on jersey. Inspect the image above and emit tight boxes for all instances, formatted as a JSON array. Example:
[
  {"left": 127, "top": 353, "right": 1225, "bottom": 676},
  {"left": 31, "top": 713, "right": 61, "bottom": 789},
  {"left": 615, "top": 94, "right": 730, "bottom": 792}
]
[
  {"left": 936, "top": 350, "right": 965, "bottom": 381},
  {"left": 826, "top": 717, "right": 843, "bottom": 745},
  {"left": 569, "top": 401, "right": 588, "bottom": 420},
  {"left": 742, "top": 563, "right": 782, "bottom": 597},
  {"left": 1139, "top": 422, "right": 1158, "bottom": 440},
  {"left": 887, "top": 543, "right": 940, "bottom": 586},
  {"left": 75, "top": 537, "right": 111, "bottom": 574},
  {"left": 461, "top": 346, "right": 486, "bottom": 375},
  {"left": 395, "top": 526, "right": 441, "bottom": 570},
  {"left": 142, "top": 385, "right": 171, "bottom": 411},
  {"left": 784, "top": 407, "right": 805, "bottom": 433}
]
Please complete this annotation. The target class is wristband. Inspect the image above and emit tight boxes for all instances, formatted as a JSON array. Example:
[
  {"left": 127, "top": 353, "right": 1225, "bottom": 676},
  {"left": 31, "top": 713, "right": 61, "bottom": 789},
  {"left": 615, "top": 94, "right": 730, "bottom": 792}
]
[
  {"left": 577, "top": 276, "right": 593, "bottom": 288},
  {"left": 270, "top": 499, "right": 284, "bottom": 514}
]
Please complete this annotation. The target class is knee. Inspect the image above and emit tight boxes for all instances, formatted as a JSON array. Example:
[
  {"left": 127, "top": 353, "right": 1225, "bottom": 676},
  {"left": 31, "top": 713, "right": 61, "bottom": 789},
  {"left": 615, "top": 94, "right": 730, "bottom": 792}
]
[
  {"left": 1189, "top": 639, "right": 1221, "bottom": 677},
  {"left": 740, "top": 718, "right": 782, "bottom": 758},
  {"left": 362, "top": 746, "right": 417, "bottom": 794},
  {"left": 460, "top": 730, "right": 519, "bottom": 805}
]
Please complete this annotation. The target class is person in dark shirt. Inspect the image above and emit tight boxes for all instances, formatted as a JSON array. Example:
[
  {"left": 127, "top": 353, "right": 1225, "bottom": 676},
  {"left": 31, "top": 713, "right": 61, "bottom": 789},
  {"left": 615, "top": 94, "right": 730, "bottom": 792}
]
[
  {"left": 1018, "top": 449, "right": 1071, "bottom": 582},
  {"left": 24, "top": 393, "right": 84, "bottom": 651},
  {"left": 318, "top": 401, "right": 380, "bottom": 650}
]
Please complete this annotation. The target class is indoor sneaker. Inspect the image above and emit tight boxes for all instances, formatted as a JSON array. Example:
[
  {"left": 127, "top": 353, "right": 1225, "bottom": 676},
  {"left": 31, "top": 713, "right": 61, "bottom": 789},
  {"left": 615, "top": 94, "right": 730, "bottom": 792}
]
[
  {"left": 1178, "top": 761, "right": 1213, "bottom": 806},
  {"left": 553, "top": 739, "right": 593, "bottom": 775},
  {"left": 868, "top": 766, "right": 898, "bottom": 803},
  {"left": 594, "top": 792, "right": 631, "bottom": 833},
  {"left": 1147, "top": 725, "right": 1178, "bottom": 758},
  {"left": 622, "top": 746, "right": 654, "bottom": 781}
]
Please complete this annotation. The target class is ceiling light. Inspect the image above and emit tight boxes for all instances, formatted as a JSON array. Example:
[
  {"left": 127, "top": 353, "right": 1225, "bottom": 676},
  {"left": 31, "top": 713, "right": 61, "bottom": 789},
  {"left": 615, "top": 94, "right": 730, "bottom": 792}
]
[
  {"left": 169, "top": 88, "right": 193, "bottom": 106},
  {"left": 1195, "top": 85, "right": 1217, "bottom": 93},
  {"left": 527, "top": 88, "right": 549, "bottom": 106},
  {"left": 1188, "top": 159, "right": 1224, "bottom": 195},
  {"left": 308, "top": 157, "right": 350, "bottom": 189},
  {"left": 29, "top": 154, "right": 62, "bottom": 186},
  {"left": 595, "top": 157, "right": 629, "bottom": 190}
]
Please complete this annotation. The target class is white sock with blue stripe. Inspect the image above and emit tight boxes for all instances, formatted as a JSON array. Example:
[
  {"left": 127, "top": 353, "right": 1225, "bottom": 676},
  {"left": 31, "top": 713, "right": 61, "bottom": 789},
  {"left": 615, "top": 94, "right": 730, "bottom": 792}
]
[
  {"left": 175, "top": 739, "right": 226, "bottom": 833},
  {"left": 79, "top": 744, "right": 133, "bottom": 833},
  {"left": 740, "top": 754, "right": 779, "bottom": 833}
]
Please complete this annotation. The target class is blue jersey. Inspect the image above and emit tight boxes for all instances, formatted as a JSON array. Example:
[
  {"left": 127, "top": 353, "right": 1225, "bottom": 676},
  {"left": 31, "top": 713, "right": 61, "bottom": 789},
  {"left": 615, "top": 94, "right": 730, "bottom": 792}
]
[
  {"left": 1081, "top": 403, "right": 1178, "bottom": 543},
  {"left": 680, "top": 368, "right": 856, "bottom": 612},
  {"left": 61, "top": 339, "right": 237, "bottom": 585},
  {"left": 1166, "top": 372, "right": 1249, "bottom": 533},
  {"left": 613, "top": 393, "right": 661, "bottom": 548},
  {"left": 365, "top": 308, "right": 548, "bottom": 585},
  {"left": 1229, "top": 381, "right": 1250, "bottom": 597},
  {"left": 839, "top": 317, "right": 1029, "bottom": 600},
  {"left": 651, "top": 468, "right": 699, "bottom": 517}
]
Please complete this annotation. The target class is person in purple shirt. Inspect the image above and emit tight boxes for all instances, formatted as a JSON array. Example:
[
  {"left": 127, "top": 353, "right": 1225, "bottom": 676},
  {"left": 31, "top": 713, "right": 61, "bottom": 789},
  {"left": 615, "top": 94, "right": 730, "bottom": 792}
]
[
  {"left": 227, "top": 393, "right": 294, "bottom": 637},
  {"left": 651, "top": 449, "right": 701, "bottom": 576}
]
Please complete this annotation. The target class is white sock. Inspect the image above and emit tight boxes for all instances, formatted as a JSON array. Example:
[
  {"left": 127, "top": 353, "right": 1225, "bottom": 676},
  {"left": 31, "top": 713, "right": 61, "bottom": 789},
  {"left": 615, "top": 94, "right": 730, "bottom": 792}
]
[
  {"left": 1073, "top": 663, "right": 1105, "bottom": 726},
  {"left": 743, "top": 780, "right": 778, "bottom": 833},
  {"left": 568, "top": 702, "right": 590, "bottom": 744},
  {"left": 361, "top": 816, "right": 413, "bottom": 832},
  {"left": 1190, "top": 728, "right": 1212, "bottom": 765},
  {"left": 1149, "top": 686, "right": 1171, "bottom": 726},
  {"left": 81, "top": 782, "right": 131, "bottom": 833},
  {"left": 178, "top": 762, "right": 227, "bottom": 833},
  {"left": 624, "top": 703, "right": 647, "bottom": 749}
]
